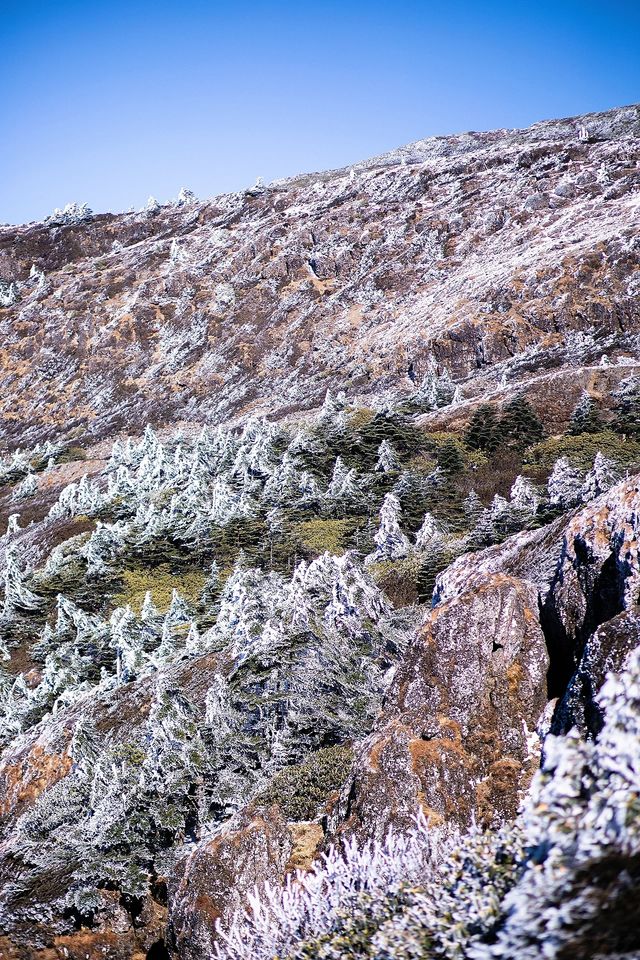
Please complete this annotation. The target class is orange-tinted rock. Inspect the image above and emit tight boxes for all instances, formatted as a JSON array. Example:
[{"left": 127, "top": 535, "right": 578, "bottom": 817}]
[{"left": 335, "top": 574, "right": 549, "bottom": 836}]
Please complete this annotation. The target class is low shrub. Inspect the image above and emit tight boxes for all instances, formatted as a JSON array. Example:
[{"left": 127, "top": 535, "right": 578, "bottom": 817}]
[
  {"left": 254, "top": 745, "right": 354, "bottom": 821},
  {"left": 524, "top": 431, "right": 640, "bottom": 470}
]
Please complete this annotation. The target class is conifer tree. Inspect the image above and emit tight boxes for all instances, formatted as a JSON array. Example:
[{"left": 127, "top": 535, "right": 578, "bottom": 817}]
[
  {"left": 568, "top": 390, "right": 603, "bottom": 435},
  {"left": 582, "top": 451, "right": 619, "bottom": 501},
  {"left": 1, "top": 546, "right": 43, "bottom": 617},
  {"left": 366, "top": 493, "right": 410, "bottom": 563},
  {"left": 414, "top": 511, "right": 445, "bottom": 553},
  {"left": 462, "top": 489, "right": 483, "bottom": 527},
  {"left": 464, "top": 404, "right": 500, "bottom": 452},
  {"left": 611, "top": 375, "right": 640, "bottom": 439},
  {"left": 547, "top": 456, "right": 583, "bottom": 509},
  {"left": 374, "top": 439, "right": 400, "bottom": 473},
  {"left": 437, "top": 438, "right": 464, "bottom": 475},
  {"left": 499, "top": 396, "right": 544, "bottom": 450}
]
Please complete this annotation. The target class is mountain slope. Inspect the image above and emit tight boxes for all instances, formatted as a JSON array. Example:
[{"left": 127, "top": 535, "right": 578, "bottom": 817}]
[
  {"left": 0, "top": 104, "right": 639, "bottom": 447},
  {"left": 0, "top": 104, "right": 640, "bottom": 960}
]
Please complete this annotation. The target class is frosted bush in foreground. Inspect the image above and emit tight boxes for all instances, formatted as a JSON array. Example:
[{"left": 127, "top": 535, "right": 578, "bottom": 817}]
[
  {"left": 214, "top": 646, "right": 640, "bottom": 960},
  {"left": 213, "top": 813, "right": 458, "bottom": 960}
]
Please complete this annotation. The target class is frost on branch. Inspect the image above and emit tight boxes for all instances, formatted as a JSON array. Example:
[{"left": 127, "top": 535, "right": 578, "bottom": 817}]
[
  {"left": 547, "top": 456, "right": 583, "bottom": 509},
  {"left": 582, "top": 451, "right": 619, "bottom": 502}
]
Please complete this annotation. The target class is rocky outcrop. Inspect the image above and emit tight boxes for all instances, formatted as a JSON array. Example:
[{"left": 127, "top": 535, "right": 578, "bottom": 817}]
[
  {"left": 331, "top": 477, "right": 640, "bottom": 839},
  {"left": 168, "top": 811, "right": 323, "bottom": 960},
  {"left": 333, "top": 574, "right": 548, "bottom": 837}
]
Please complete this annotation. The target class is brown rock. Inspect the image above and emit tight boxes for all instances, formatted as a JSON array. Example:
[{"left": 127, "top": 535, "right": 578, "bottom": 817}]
[{"left": 334, "top": 574, "right": 549, "bottom": 837}]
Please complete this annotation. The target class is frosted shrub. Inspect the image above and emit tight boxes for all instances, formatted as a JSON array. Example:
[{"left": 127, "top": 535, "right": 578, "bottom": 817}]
[
  {"left": 0, "top": 282, "right": 19, "bottom": 307},
  {"left": 46, "top": 202, "right": 93, "bottom": 225},
  {"left": 214, "top": 812, "right": 455, "bottom": 960}
]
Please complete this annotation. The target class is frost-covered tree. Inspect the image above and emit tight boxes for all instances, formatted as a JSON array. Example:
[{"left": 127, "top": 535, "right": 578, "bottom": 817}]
[
  {"left": 568, "top": 390, "right": 603, "bottom": 435},
  {"left": 201, "top": 560, "right": 221, "bottom": 608},
  {"left": 486, "top": 646, "right": 640, "bottom": 958},
  {"left": 582, "top": 451, "right": 619, "bottom": 502},
  {"left": 110, "top": 605, "right": 145, "bottom": 683},
  {"left": 414, "top": 511, "right": 445, "bottom": 553},
  {"left": 366, "top": 493, "right": 410, "bottom": 563},
  {"left": 510, "top": 475, "right": 540, "bottom": 515},
  {"left": 140, "top": 590, "right": 160, "bottom": 625},
  {"left": 612, "top": 374, "right": 640, "bottom": 439},
  {"left": 6, "top": 514, "right": 20, "bottom": 535},
  {"left": 547, "top": 456, "right": 583, "bottom": 510},
  {"left": 0, "top": 282, "right": 19, "bottom": 308},
  {"left": 468, "top": 508, "right": 496, "bottom": 549},
  {"left": 169, "top": 239, "right": 187, "bottom": 264},
  {"left": 46, "top": 202, "right": 93, "bottom": 225},
  {"left": 12, "top": 472, "right": 38, "bottom": 500},
  {"left": 317, "top": 389, "right": 348, "bottom": 429},
  {"left": 325, "top": 457, "right": 367, "bottom": 511},
  {"left": 462, "top": 489, "right": 483, "bottom": 527},
  {"left": 174, "top": 187, "right": 198, "bottom": 206},
  {"left": 1, "top": 546, "right": 43, "bottom": 616},
  {"left": 83, "top": 522, "right": 125, "bottom": 576},
  {"left": 374, "top": 439, "right": 400, "bottom": 473}
]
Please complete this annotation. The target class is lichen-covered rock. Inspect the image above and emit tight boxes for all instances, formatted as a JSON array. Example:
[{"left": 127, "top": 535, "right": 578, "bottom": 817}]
[
  {"left": 334, "top": 574, "right": 549, "bottom": 837},
  {"left": 168, "top": 810, "right": 302, "bottom": 960}
]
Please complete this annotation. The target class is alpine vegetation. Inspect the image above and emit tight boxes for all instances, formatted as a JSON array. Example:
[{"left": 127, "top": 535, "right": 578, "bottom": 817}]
[{"left": 214, "top": 646, "right": 640, "bottom": 960}]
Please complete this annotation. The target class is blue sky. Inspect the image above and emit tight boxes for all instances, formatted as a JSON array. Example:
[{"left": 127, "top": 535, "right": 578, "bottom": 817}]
[{"left": 1, "top": 0, "right": 639, "bottom": 224}]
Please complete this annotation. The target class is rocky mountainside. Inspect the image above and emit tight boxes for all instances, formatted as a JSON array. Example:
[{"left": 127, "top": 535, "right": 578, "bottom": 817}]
[{"left": 0, "top": 103, "right": 640, "bottom": 960}]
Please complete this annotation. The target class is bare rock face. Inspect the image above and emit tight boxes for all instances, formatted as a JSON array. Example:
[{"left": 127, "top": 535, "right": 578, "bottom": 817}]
[
  {"left": 168, "top": 810, "right": 294, "bottom": 960},
  {"left": 168, "top": 812, "right": 324, "bottom": 960},
  {"left": 334, "top": 574, "right": 549, "bottom": 837}
]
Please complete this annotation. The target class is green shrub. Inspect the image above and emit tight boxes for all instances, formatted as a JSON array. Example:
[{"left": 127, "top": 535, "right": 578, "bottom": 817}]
[
  {"left": 367, "top": 556, "right": 422, "bottom": 607},
  {"left": 56, "top": 445, "right": 88, "bottom": 464},
  {"left": 293, "top": 518, "right": 358, "bottom": 557},
  {"left": 524, "top": 431, "right": 640, "bottom": 470},
  {"left": 113, "top": 564, "right": 207, "bottom": 614},
  {"left": 255, "top": 745, "right": 354, "bottom": 821}
]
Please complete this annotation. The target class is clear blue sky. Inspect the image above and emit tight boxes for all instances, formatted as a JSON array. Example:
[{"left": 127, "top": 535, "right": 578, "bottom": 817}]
[{"left": 1, "top": 0, "right": 639, "bottom": 224}]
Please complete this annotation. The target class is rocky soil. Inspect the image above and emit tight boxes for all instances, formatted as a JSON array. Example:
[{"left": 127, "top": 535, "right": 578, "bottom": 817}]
[{"left": 0, "top": 103, "right": 639, "bottom": 960}]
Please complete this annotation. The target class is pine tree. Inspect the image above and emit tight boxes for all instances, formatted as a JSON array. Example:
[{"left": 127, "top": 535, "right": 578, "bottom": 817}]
[
  {"left": 462, "top": 489, "right": 483, "bottom": 527},
  {"left": 366, "top": 493, "right": 410, "bottom": 563},
  {"left": 12, "top": 472, "right": 38, "bottom": 500},
  {"left": 110, "top": 605, "right": 144, "bottom": 683},
  {"left": 414, "top": 511, "right": 445, "bottom": 552},
  {"left": 374, "top": 439, "right": 400, "bottom": 473},
  {"left": 582, "top": 451, "right": 619, "bottom": 502},
  {"left": 437, "top": 438, "right": 464, "bottom": 475},
  {"left": 468, "top": 508, "right": 496, "bottom": 548},
  {"left": 6, "top": 514, "right": 20, "bottom": 535},
  {"left": 499, "top": 396, "right": 544, "bottom": 450},
  {"left": 509, "top": 475, "right": 540, "bottom": 515},
  {"left": 547, "top": 457, "right": 583, "bottom": 509},
  {"left": 464, "top": 404, "right": 500, "bottom": 452},
  {"left": 611, "top": 375, "right": 640, "bottom": 439},
  {"left": 1, "top": 546, "right": 43, "bottom": 616},
  {"left": 568, "top": 390, "right": 603, "bottom": 435}
]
